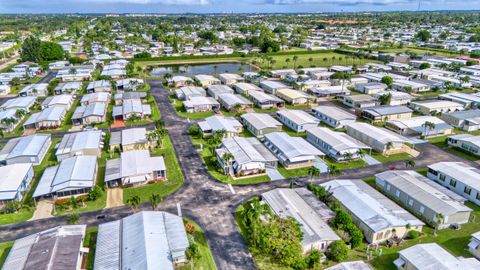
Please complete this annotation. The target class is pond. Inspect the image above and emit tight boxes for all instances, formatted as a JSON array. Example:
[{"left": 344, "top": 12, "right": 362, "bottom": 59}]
[{"left": 150, "top": 62, "right": 255, "bottom": 77}]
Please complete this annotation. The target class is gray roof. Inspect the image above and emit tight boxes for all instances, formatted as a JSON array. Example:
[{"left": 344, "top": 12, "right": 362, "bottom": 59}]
[
  {"left": 248, "top": 90, "right": 284, "bottom": 103},
  {"left": 81, "top": 92, "right": 111, "bottom": 104},
  {"left": 218, "top": 93, "right": 252, "bottom": 107},
  {"left": 0, "top": 134, "right": 51, "bottom": 161},
  {"left": 114, "top": 92, "right": 147, "bottom": 101},
  {"left": 260, "top": 80, "right": 290, "bottom": 90},
  {"left": 72, "top": 102, "right": 106, "bottom": 119},
  {"left": 397, "top": 243, "right": 480, "bottom": 270},
  {"left": 428, "top": 162, "right": 480, "bottom": 191},
  {"left": 198, "top": 116, "right": 242, "bottom": 133},
  {"left": 322, "top": 179, "right": 424, "bottom": 232},
  {"left": 94, "top": 211, "right": 189, "bottom": 270},
  {"left": 105, "top": 150, "right": 166, "bottom": 184},
  {"left": 24, "top": 106, "right": 66, "bottom": 125},
  {"left": 33, "top": 155, "right": 97, "bottom": 197},
  {"left": 307, "top": 127, "right": 370, "bottom": 153},
  {"left": 0, "top": 163, "right": 33, "bottom": 201},
  {"left": 241, "top": 113, "right": 282, "bottom": 130},
  {"left": 262, "top": 188, "right": 340, "bottom": 248},
  {"left": 114, "top": 99, "right": 151, "bottom": 116},
  {"left": 87, "top": 80, "right": 111, "bottom": 90},
  {"left": 2, "top": 225, "right": 86, "bottom": 270},
  {"left": 443, "top": 109, "right": 480, "bottom": 122},
  {"left": 375, "top": 170, "right": 471, "bottom": 215},
  {"left": 121, "top": 128, "right": 147, "bottom": 146},
  {"left": 264, "top": 132, "right": 324, "bottom": 162},
  {"left": 183, "top": 96, "right": 219, "bottom": 108},
  {"left": 346, "top": 122, "right": 409, "bottom": 145},
  {"left": 0, "top": 96, "right": 36, "bottom": 111},
  {"left": 325, "top": 261, "right": 373, "bottom": 270},
  {"left": 277, "top": 109, "right": 320, "bottom": 126},
  {"left": 312, "top": 106, "right": 356, "bottom": 121},
  {"left": 362, "top": 105, "right": 412, "bottom": 116},
  {"left": 56, "top": 130, "right": 103, "bottom": 157},
  {"left": 219, "top": 136, "right": 278, "bottom": 166}
]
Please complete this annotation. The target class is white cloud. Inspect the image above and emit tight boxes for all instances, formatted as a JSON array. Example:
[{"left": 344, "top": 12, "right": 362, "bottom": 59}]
[
  {"left": 89, "top": 0, "right": 210, "bottom": 4},
  {"left": 271, "top": 0, "right": 414, "bottom": 4}
]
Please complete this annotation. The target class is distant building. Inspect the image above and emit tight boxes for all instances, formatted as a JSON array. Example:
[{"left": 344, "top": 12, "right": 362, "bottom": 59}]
[
  {"left": 94, "top": 211, "right": 189, "bottom": 270},
  {"left": 346, "top": 122, "right": 409, "bottom": 154},
  {"left": 248, "top": 90, "right": 284, "bottom": 109},
  {"left": 409, "top": 100, "right": 464, "bottom": 115},
  {"left": 198, "top": 116, "right": 242, "bottom": 138},
  {"left": 361, "top": 105, "right": 412, "bottom": 122},
  {"left": 446, "top": 134, "right": 480, "bottom": 156},
  {"left": 441, "top": 110, "right": 480, "bottom": 131},
  {"left": 394, "top": 243, "right": 480, "bottom": 270},
  {"left": 241, "top": 113, "right": 283, "bottom": 137},
  {"left": 277, "top": 109, "right": 319, "bottom": 133},
  {"left": 311, "top": 106, "right": 356, "bottom": 129},
  {"left": 2, "top": 225, "right": 87, "bottom": 270},
  {"left": 386, "top": 116, "right": 453, "bottom": 138}
]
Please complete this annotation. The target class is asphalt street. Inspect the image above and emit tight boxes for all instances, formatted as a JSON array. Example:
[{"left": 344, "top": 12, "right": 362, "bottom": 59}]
[{"left": 0, "top": 79, "right": 474, "bottom": 270}]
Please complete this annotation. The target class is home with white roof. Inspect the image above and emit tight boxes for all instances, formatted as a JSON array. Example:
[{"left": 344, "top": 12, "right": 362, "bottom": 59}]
[
  {"left": 441, "top": 110, "right": 480, "bottom": 131},
  {"left": 346, "top": 122, "right": 410, "bottom": 154},
  {"left": 0, "top": 163, "right": 34, "bottom": 205},
  {"left": 241, "top": 113, "right": 283, "bottom": 138},
  {"left": 198, "top": 115, "right": 242, "bottom": 138},
  {"left": 23, "top": 106, "right": 67, "bottom": 130},
  {"left": 386, "top": 116, "right": 453, "bottom": 138},
  {"left": 194, "top": 74, "right": 221, "bottom": 87},
  {"left": 410, "top": 100, "right": 464, "bottom": 115},
  {"left": 311, "top": 106, "right": 356, "bottom": 129},
  {"left": 321, "top": 179, "right": 424, "bottom": 244},
  {"left": 55, "top": 130, "right": 104, "bottom": 161},
  {"left": 109, "top": 128, "right": 149, "bottom": 152},
  {"left": 277, "top": 109, "right": 319, "bottom": 133},
  {"left": 263, "top": 132, "right": 324, "bottom": 169}
]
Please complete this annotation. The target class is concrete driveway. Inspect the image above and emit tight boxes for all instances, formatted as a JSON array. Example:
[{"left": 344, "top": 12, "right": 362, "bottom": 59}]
[
  {"left": 30, "top": 199, "right": 54, "bottom": 221},
  {"left": 106, "top": 188, "right": 124, "bottom": 208}
]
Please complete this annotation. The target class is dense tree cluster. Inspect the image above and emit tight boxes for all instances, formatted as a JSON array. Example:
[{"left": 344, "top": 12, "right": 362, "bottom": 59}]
[{"left": 20, "top": 35, "right": 64, "bottom": 63}]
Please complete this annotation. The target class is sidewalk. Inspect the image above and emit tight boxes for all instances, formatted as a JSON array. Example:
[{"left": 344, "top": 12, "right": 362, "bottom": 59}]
[
  {"left": 106, "top": 188, "right": 124, "bottom": 208},
  {"left": 30, "top": 199, "right": 54, "bottom": 221}
]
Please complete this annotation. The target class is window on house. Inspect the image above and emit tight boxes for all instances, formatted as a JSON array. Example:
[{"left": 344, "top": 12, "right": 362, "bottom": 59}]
[
  {"left": 395, "top": 190, "right": 400, "bottom": 198},
  {"left": 420, "top": 206, "right": 425, "bottom": 214},
  {"left": 450, "top": 179, "right": 457, "bottom": 188},
  {"left": 439, "top": 174, "right": 445, "bottom": 181},
  {"left": 408, "top": 199, "right": 413, "bottom": 206},
  {"left": 465, "top": 186, "right": 472, "bottom": 195}
]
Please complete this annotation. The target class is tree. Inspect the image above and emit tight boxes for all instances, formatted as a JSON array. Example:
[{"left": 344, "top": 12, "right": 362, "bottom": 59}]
[
  {"left": 126, "top": 195, "right": 141, "bottom": 211},
  {"left": 415, "top": 30, "right": 432, "bottom": 42},
  {"left": 327, "top": 164, "right": 341, "bottom": 178},
  {"left": 156, "top": 128, "right": 168, "bottom": 148},
  {"left": 460, "top": 76, "right": 471, "bottom": 87},
  {"left": 326, "top": 240, "right": 349, "bottom": 262},
  {"left": 21, "top": 36, "right": 41, "bottom": 62},
  {"left": 293, "top": 55, "right": 299, "bottom": 69},
  {"left": 134, "top": 51, "right": 151, "bottom": 59},
  {"left": 88, "top": 186, "right": 103, "bottom": 201},
  {"left": 419, "top": 62, "right": 431, "bottom": 70},
  {"left": 381, "top": 76, "right": 393, "bottom": 88},
  {"left": 422, "top": 121, "right": 436, "bottom": 138},
  {"left": 379, "top": 93, "right": 392, "bottom": 105},
  {"left": 186, "top": 241, "right": 200, "bottom": 260},
  {"left": 149, "top": 193, "right": 161, "bottom": 210},
  {"left": 66, "top": 214, "right": 80, "bottom": 225},
  {"left": 331, "top": 209, "right": 353, "bottom": 229},
  {"left": 405, "top": 159, "right": 416, "bottom": 168},
  {"left": 304, "top": 249, "right": 321, "bottom": 269},
  {"left": 221, "top": 152, "right": 234, "bottom": 175},
  {"left": 307, "top": 166, "right": 320, "bottom": 182},
  {"left": 40, "top": 41, "right": 64, "bottom": 61}
]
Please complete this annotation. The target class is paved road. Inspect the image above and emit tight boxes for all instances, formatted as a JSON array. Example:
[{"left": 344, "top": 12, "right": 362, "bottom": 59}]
[{"left": 0, "top": 79, "right": 475, "bottom": 270}]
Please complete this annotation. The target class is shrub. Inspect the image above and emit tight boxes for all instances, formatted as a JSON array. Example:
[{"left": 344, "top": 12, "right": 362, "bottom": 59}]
[
  {"left": 331, "top": 209, "right": 352, "bottom": 229},
  {"left": 407, "top": 230, "right": 420, "bottom": 239},
  {"left": 326, "top": 240, "right": 349, "bottom": 262}
]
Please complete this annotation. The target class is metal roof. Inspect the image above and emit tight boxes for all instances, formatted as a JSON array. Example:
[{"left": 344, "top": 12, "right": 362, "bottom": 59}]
[
  {"left": 428, "top": 162, "right": 480, "bottom": 191},
  {"left": 183, "top": 96, "right": 219, "bottom": 107},
  {"left": 41, "top": 94, "right": 73, "bottom": 108},
  {"left": 0, "top": 96, "right": 36, "bottom": 111},
  {"left": 307, "top": 127, "right": 370, "bottom": 153},
  {"left": 2, "top": 225, "right": 86, "bottom": 270},
  {"left": 325, "top": 261, "right": 373, "bottom": 270},
  {"left": 262, "top": 188, "right": 340, "bottom": 248},
  {"left": 219, "top": 136, "right": 277, "bottom": 166},
  {"left": 199, "top": 116, "right": 242, "bottom": 133},
  {"left": 56, "top": 130, "right": 103, "bottom": 157},
  {"left": 387, "top": 116, "right": 452, "bottom": 133},
  {"left": 260, "top": 80, "right": 290, "bottom": 90},
  {"left": 398, "top": 243, "right": 480, "bottom": 270},
  {"left": 105, "top": 150, "right": 166, "bottom": 182},
  {"left": 0, "top": 163, "right": 32, "bottom": 200},
  {"left": 264, "top": 132, "right": 324, "bottom": 162},
  {"left": 277, "top": 109, "right": 319, "bottom": 126},
  {"left": 312, "top": 106, "right": 356, "bottom": 122},
  {"left": 218, "top": 93, "right": 252, "bottom": 107},
  {"left": 121, "top": 128, "right": 147, "bottom": 146},
  {"left": 248, "top": 90, "right": 283, "bottom": 103},
  {"left": 322, "top": 179, "right": 424, "bottom": 232},
  {"left": 81, "top": 92, "right": 111, "bottom": 104},
  {"left": 376, "top": 170, "right": 471, "bottom": 215},
  {"left": 362, "top": 105, "right": 412, "bottom": 116},
  {"left": 24, "top": 106, "right": 66, "bottom": 125},
  {"left": 33, "top": 155, "right": 97, "bottom": 197},
  {"left": 0, "top": 134, "right": 51, "bottom": 160},
  {"left": 94, "top": 211, "right": 189, "bottom": 270},
  {"left": 241, "top": 113, "right": 282, "bottom": 130},
  {"left": 346, "top": 122, "right": 409, "bottom": 145}
]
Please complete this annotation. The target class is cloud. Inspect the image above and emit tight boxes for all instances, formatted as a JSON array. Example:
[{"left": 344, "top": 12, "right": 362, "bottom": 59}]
[
  {"left": 268, "top": 0, "right": 416, "bottom": 4},
  {"left": 87, "top": 0, "right": 210, "bottom": 4}
]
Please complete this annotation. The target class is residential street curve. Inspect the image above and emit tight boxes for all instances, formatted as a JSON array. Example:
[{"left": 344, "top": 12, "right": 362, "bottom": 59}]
[{"left": 0, "top": 79, "right": 474, "bottom": 270}]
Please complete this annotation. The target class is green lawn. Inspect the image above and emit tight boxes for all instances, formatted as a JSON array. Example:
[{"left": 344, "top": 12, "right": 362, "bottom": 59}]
[
  {"left": 0, "top": 242, "right": 13, "bottom": 269},
  {"left": 178, "top": 219, "right": 217, "bottom": 270},
  {"left": 277, "top": 166, "right": 311, "bottom": 178},
  {"left": 84, "top": 227, "right": 98, "bottom": 270},
  {"left": 428, "top": 135, "right": 480, "bottom": 161},
  {"left": 284, "top": 104, "right": 312, "bottom": 110},
  {"left": 369, "top": 152, "right": 412, "bottom": 163},
  {"left": 0, "top": 208, "right": 34, "bottom": 226},
  {"left": 281, "top": 126, "right": 306, "bottom": 138},
  {"left": 324, "top": 157, "right": 368, "bottom": 170},
  {"left": 123, "top": 136, "right": 185, "bottom": 203},
  {"left": 253, "top": 107, "right": 279, "bottom": 114},
  {"left": 190, "top": 136, "right": 270, "bottom": 185},
  {"left": 173, "top": 100, "right": 215, "bottom": 119}
]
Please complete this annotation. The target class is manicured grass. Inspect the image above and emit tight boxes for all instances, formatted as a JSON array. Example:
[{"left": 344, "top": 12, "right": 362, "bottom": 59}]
[
  {"left": 178, "top": 219, "right": 217, "bottom": 270},
  {"left": 253, "top": 107, "right": 279, "bottom": 113},
  {"left": 190, "top": 136, "right": 270, "bottom": 185},
  {"left": 123, "top": 136, "right": 185, "bottom": 203},
  {"left": 284, "top": 104, "right": 312, "bottom": 110},
  {"left": 0, "top": 242, "right": 13, "bottom": 269},
  {"left": 281, "top": 126, "right": 306, "bottom": 138},
  {"left": 0, "top": 208, "right": 34, "bottom": 225},
  {"left": 84, "top": 227, "right": 98, "bottom": 270},
  {"left": 357, "top": 177, "right": 480, "bottom": 270},
  {"left": 369, "top": 152, "right": 412, "bottom": 163},
  {"left": 277, "top": 166, "right": 310, "bottom": 178},
  {"left": 149, "top": 94, "right": 161, "bottom": 121},
  {"left": 324, "top": 157, "right": 368, "bottom": 170}
]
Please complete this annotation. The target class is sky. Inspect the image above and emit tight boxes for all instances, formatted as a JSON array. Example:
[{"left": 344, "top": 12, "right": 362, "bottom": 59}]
[{"left": 0, "top": 0, "right": 478, "bottom": 14}]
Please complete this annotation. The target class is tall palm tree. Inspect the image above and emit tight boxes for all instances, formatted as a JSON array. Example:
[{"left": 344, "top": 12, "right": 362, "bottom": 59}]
[
  {"left": 422, "top": 121, "right": 436, "bottom": 139},
  {"left": 327, "top": 164, "right": 341, "bottom": 179},
  {"left": 149, "top": 193, "right": 161, "bottom": 210},
  {"left": 221, "top": 152, "right": 234, "bottom": 175},
  {"left": 146, "top": 131, "right": 158, "bottom": 150},
  {"left": 342, "top": 152, "right": 353, "bottom": 161},
  {"left": 126, "top": 195, "right": 141, "bottom": 212},
  {"left": 307, "top": 166, "right": 320, "bottom": 183},
  {"left": 156, "top": 128, "right": 168, "bottom": 148},
  {"left": 405, "top": 159, "right": 416, "bottom": 168},
  {"left": 292, "top": 55, "right": 298, "bottom": 69},
  {"left": 15, "top": 109, "right": 26, "bottom": 119}
]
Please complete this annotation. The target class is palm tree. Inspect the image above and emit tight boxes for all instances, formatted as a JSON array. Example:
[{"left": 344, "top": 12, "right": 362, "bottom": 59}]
[
  {"left": 15, "top": 109, "right": 26, "bottom": 119},
  {"left": 342, "top": 152, "right": 353, "bottom": 161},
  {"left": 327, "top": 164, "right": 341, "bottom": 179},
  {"left": 126, "top": 195, "right": 141, "bottom": 212},
  {"left": 221, "top": 152, "right": 234, "bottom": 175},
  {"left": 285, "top": 58, "right": 291, "bottom": 68},
  {"left": 155, "top": 120, "right": 165, "bottom": 129},
  {"left": 156, "top": 128, "right": 168, "bottom": 148},
  {"left": 149, "top": 193, "right": 161, "bottom": 210},
  {"left": 0, "top": 127, "right": 5, "bottom": 138},
  {"left": 146, "top": 131, "right": 158, "bottom": 150},
  {"left": 405, "top": 159, "right": 416, "bottom": 168},
  {"left": 460, "top": 76, "right": 471, "bottom": 87},
  {"left": 421, "top": 121, "right": 436, "bottom": 139},
  {"left": 434, "top": 213, "right": 445, "bottom": 235},
  {"left": 1, "top": 117, "right": 16, "bottom": 132},
  {"left": 69, "top": 68, "right": 77, "bottom": 75},
  {"left": 307, "top": 166, "right": 320, "bottom": 183},
  {"left": 292, "top": 55, "right": 298, "bottom": 69},
  {"left": 243, "top": 198, "right": 270, "bottom": 247}
]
